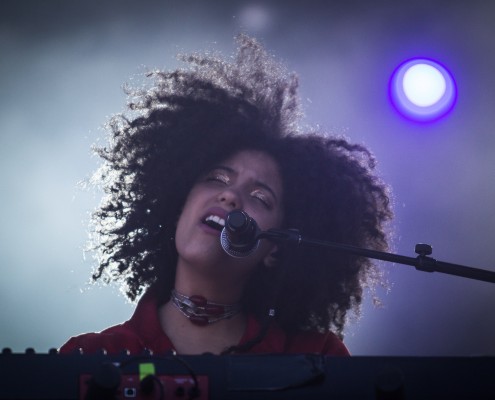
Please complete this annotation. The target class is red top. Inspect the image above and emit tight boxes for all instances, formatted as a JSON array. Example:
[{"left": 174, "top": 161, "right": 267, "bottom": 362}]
[{"left": 59, "top": 289, "right": 350, "bottom": 356}]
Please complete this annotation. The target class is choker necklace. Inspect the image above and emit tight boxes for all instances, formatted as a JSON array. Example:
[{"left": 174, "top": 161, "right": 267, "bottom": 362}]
[{"left": 170, "top": 289, "right": 242, "bottom": 326}]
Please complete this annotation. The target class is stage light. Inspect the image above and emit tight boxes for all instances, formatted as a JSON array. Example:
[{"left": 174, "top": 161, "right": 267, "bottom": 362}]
[
  {"left": 238, "top": 4, "right": 271, "bottom": 32},
  {"left": 389, "top": 58, "right": 457, "bottom": 122}
]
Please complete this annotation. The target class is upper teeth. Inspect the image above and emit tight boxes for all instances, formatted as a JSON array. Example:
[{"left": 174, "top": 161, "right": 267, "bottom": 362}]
[{"left": 205, "top": 215, "right": 225, "bottom": 227}]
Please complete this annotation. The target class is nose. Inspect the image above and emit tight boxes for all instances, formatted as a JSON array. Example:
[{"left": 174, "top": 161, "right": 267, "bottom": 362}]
[{"left": 218, "top": 188, "right": 242, "bottom": 209}]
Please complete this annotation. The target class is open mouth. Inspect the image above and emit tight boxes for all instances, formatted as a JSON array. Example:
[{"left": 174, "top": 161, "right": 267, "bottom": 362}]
[{"left": 203, "top": 215, "right": 225, "bottom": 231}]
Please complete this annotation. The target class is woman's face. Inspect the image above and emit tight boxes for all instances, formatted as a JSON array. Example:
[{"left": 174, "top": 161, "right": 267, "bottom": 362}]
[{"left": 174, "top": 149, "right": 284, "bottom": 280}]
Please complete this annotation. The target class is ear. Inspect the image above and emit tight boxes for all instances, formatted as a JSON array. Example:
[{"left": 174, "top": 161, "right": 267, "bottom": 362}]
[{"left": 263, "top": 245, "right": 280, "bottom": 268}]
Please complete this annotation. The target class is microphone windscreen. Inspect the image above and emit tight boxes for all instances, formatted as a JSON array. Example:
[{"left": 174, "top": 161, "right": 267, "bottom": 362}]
[{"left": 220, "top": 227, "right": 259, "bottom": 258}]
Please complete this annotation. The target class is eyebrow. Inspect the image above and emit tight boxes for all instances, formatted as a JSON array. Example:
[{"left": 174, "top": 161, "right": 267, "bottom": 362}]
[{"left": 212, "top": 165, "right": 279, "bottom": 202}]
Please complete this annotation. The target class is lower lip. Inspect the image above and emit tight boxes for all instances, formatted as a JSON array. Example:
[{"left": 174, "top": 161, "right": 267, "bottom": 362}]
[{"left": 200, "top": 222, "right": 223, "bottom": 236}]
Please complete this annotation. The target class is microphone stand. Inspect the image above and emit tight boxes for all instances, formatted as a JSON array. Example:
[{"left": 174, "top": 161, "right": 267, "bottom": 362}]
[{"left": 258, "top": 229, "right": 495, "bottom": 284}]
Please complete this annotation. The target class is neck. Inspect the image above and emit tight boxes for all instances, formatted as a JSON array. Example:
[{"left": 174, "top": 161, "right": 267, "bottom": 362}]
[{"left": 173, "top": 259, "right": 247, "bottom": 304}]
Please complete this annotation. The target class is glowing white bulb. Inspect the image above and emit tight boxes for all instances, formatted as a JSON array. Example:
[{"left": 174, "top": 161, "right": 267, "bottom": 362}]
[
  {"left": 390, "top": 58, "right": 457, "bottom": 121},
  {"left": 402, "top": 64, "right": 446, "bottom": 107}
]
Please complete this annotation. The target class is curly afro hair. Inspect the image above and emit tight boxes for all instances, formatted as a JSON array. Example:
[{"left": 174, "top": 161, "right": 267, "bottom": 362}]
[{"left": 90, "top": 34, "right": 393, "bottom": 339}]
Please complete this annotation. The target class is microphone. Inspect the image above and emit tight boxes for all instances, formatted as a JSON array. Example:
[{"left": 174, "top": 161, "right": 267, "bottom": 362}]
[{"left": 220, "top": 210, "right": 260, "bottom": 257}]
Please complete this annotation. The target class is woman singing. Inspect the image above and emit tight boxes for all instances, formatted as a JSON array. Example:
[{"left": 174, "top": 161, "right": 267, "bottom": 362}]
[{"left": 60, "top": 35, "right": 392, "bottom": 356}]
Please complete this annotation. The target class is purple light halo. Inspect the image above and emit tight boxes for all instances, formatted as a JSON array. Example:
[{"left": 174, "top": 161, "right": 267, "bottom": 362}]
[{"left": 389, "top": 58, "right": 457, "bottom": 122}]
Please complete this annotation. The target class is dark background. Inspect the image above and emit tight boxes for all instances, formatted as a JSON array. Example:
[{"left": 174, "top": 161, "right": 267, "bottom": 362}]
[{"left": 1, "top": 0, "right": 494, "bottom": 355}]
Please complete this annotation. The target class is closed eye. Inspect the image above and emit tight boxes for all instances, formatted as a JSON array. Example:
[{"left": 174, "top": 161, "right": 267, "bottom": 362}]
[
  {"left": 206, "top": 171, "right": 230, "bottom": 185},
  {"left": 251, "top": 189, "right": 271, "bottom": 208}
]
